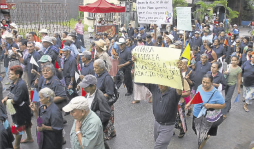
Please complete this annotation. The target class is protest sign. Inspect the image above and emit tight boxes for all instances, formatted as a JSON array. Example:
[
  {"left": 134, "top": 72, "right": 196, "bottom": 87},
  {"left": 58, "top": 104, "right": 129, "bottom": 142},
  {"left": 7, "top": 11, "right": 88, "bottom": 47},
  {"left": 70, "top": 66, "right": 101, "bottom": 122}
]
[
  {"left": 176, "top": 7, "right": 192, "bottom": 31},
  {"left": 136, "top": 0, "right": 173, "bottom": 24},
  {"left": 132, "top": 46, "right": 183, "bottom": 90}
]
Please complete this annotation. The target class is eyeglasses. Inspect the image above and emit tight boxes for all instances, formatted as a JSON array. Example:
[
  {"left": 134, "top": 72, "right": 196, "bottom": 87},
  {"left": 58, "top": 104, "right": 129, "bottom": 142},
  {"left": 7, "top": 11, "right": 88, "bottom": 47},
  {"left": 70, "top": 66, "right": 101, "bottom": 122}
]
[
  {"left": 42, "top": 69, "right": 51, "bottom": 73},
  {"left": 236, "top": 42, "right": 240, "bottom": 43}
]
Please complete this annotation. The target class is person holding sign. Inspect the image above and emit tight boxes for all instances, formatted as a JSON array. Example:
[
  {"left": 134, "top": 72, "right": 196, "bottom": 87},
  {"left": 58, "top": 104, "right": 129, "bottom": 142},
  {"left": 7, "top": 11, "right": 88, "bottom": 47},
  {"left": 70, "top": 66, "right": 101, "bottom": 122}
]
[{"left": 133, "top": 55, "right": 184, "bottom": 148}]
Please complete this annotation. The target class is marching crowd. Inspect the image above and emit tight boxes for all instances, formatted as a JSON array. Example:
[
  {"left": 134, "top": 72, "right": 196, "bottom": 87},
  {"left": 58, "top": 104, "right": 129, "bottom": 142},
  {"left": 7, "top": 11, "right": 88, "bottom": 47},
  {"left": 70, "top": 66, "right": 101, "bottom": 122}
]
[{"left": 0, "top": 18, "right": 253, "bottom": 149}]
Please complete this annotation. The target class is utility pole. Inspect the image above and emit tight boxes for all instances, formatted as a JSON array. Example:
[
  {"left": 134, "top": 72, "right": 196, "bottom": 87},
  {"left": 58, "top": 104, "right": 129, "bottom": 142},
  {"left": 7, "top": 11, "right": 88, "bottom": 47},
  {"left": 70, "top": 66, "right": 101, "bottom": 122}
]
[{"left": 125, "top": 0, "right": 131, "bottom": 30}]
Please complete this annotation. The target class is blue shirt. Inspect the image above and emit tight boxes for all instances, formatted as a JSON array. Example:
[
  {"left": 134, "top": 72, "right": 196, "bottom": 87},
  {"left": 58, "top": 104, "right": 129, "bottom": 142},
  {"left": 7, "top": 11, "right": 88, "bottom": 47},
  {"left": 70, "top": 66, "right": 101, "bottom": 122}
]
[
  {"left": 193, "top": 61, "right": 211, "bottom": 90},
  {"left": 70, "top": 43, "right": 79, "bottom": 58},
  {"left": 63, "top": 55, "right": 77, "bottom": 86},
  {"left": 39, "top": 75, "right": 66, "bottom": 97},
  {"left": 241, "top": 60, "right": 254, "bottom": 87},
  {"left": 193, "top": 85, "right": 225, "bottom": 117},
  {"left": 96, "top": 70, "right": 114, "bottom": 97},
  {"left": 81, "top": 61, "right": 95, "bottom": 76},
  {"left": 39, "top": 103, "right": 63, "bottom": 149},
  {"left": 213, "top": 45, "right": 225, "bottom": 58}
]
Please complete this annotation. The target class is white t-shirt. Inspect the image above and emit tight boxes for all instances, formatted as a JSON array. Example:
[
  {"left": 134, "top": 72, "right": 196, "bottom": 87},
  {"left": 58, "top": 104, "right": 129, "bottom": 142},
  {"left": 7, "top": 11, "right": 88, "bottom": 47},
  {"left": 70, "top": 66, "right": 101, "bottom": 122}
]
[{"left": 86, "top": 90, "right": 96, "bottom": 108}]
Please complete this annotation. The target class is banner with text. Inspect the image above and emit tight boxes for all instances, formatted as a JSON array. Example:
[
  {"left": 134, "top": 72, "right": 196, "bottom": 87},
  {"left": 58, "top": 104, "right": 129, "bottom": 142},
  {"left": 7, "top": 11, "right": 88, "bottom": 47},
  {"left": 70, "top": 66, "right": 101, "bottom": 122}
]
[
  {"left": 136, "top": 0, "right": 173, "bottom": 24},
  {"left": 176, "top": 7, "right": 192, "bottom": 31},
  {"left": 132, "top": 46, "right": 183, "bottom": 90}
]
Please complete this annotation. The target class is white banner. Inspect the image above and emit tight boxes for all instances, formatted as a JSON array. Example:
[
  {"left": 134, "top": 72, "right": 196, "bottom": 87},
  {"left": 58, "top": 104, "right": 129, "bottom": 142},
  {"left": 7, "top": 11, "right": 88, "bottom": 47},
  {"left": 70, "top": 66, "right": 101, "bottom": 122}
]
[
  {"left": 176, "top": 7, "right": 192, "bottom": 31},
  {"left": 136, "top": 0, "right": 173, "bottom": 24}
]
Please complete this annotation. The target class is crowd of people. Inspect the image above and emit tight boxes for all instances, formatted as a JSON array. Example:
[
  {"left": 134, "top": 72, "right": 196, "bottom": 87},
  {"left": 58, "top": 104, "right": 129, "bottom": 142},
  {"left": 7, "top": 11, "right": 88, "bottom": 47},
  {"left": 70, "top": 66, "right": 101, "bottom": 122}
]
[{"left": 0, "top": 17, "right": 253, "bottom": 149}]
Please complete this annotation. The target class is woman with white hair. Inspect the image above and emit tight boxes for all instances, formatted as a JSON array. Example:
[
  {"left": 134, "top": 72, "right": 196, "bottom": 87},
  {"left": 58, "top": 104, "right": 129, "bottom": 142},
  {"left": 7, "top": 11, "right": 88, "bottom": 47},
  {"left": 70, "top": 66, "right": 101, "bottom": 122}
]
[{"left": 30, "top": 87, "right": 64, "bottom": 149}]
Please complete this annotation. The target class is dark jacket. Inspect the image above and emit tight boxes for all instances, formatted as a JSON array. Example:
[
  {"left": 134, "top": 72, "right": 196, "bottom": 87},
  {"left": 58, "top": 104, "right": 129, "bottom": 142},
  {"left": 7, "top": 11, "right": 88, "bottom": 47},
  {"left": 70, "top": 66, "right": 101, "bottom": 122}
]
[
  {"left": 45, "top": 45, "right": 61, "bottom": 68},
  {"left": 90, "top": 89, "right": 111, "bottom": 129},
  {"left": 127, "top": 27, "right": 134, "bottom": 38}
]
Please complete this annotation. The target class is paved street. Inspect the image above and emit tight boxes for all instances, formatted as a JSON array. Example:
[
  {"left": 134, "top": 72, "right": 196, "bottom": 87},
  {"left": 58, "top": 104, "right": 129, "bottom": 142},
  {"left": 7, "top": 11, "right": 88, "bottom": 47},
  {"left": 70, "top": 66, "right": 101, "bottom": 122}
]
[{"left": 2, "top": 27, "right": 254, "bottom": 149}]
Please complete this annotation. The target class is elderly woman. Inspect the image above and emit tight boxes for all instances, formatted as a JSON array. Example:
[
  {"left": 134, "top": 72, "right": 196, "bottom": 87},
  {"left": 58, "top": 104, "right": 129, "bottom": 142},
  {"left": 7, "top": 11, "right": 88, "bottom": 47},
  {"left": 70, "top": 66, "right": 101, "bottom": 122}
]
[
  {"left": 165, "top": 34, "right": 174, "bottom": 47},
  {"left": 192, "top": 54, "right": 211, "bottom": 92},
  {"left": 186, "top": 74, "right": 225, "bottom": 149},
  {"left": 36, "top": 63, "right": 67, "bottom": 109},
  {"left": 204, "top": 42, "right": 217, "bottom": 63},
  {"left": 242, "top": 53, "right": 254, "bottom": 112},
  {"left": 213, "top": 39, "right": 225, "bottom": 59},
  {"left": 93, "top": 59, "right": 116, "bottom": 140},
  {"left": 63, "top": 96, "right": 105, "bottom": 149},
  {"left": 2, "top": 65, "right": 32, "bottom": 149},
  {"left": 207, "top": 62, "right": 227, "bottom": 93},
  {"left": 94, "top": 39, "right": 112, "bottom": 71},
  {"left": 30, "top": 87, "right": 64, "bottom": 149},
  {"left": 108, "top": 38, "right": 119, "bottom": 77}
]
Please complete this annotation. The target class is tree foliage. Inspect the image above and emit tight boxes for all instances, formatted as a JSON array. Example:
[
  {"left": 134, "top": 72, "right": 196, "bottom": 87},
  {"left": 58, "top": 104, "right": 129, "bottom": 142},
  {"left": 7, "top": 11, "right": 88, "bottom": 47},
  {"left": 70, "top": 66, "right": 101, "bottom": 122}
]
[
  {"left": 194, "top": 1, "right": 215, "bottom": 22},
  {"left": 173, "top": 0, "right": 188, "bottom": 19},
  {"left": 213, "top": 0, "right": 239, "bottom": 19}
]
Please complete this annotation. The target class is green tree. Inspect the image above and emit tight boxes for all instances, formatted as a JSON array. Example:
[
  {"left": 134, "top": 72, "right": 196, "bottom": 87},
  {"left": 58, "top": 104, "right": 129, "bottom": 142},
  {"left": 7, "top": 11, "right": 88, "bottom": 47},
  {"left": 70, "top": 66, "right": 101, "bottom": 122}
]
[
  {"left": 213, "top": 0, "right": 239, "bottom": 20},
  {"left": 173, "top": 0, "right": 188, "bottom": 19},
  {"left": 194, "top": 1, "right": 215, "bottom": 23}
]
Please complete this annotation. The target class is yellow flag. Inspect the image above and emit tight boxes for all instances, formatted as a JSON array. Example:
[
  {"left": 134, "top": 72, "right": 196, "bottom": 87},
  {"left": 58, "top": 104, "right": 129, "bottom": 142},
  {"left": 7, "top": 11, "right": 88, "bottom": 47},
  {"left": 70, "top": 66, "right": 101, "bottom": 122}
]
[{"left": 180, "top": 43, "right": 191, "bottom": 65}]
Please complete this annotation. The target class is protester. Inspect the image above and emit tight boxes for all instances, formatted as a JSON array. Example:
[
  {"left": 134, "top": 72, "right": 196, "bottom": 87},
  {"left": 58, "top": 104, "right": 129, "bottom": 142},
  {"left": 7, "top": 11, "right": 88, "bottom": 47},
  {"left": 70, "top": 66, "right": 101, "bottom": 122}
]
[
  {"left": 30, "top": 87, "right": 64, "bottom": 149},
  {"left": 78, "top": 75, "right": 111, "bottom": 148},
  {"left": 186, "top": 74, "right": 225, "bottom": 149},
  {"left": 115, "top": 38, "right": 133, "bottom": 96},
  {"left": 61, "top": 31, "right": 68, "bottom": 48},
  {"left": 222, "top": 55, "right": 242, "bottom": 118},
  {"left": 94, "top": 39, "right": 112, "bottom": 71},
  {"left": 2, "top": 65, "right": 32, "bottom": 149},
  {"left": 69, "top": 31, "right": 82, "bottom": 51},
  {"left": 204, "top": 42, "right": 217, "bottom": 63},
  {"left": 28, "top": 32, "right": 43, "bottom": 52},
  {"left": 127, "top": 23, "right": 134, "bottom": 38},
  {"left": 42, "top": 36, "right": 61, "bottom": 67},
  {"left": 39, "top": 29, "right": 48, "bottom": 38},
  {"left": 145, "top": 34, "right": 154, "bottom": 46},
  {"left": 93, "top": 59, "right": 116, "bottom": 140},
  {"left": 63, "top": 96, "right": 105, "bottom": 149},
  {"left": 53, "top": 33, "right": 62, "bottom": 49},
  {"left": 213, "top": 39, "right": 225, "bottom": 59},
  {"left": 190, "top": 31, "right": 202, "bottom": 47},
  {"left": 108, "top": 38, "right": 119, "bottom": 77},
  {"left": 242, "top": 53, "right": 254, "bottom": 112},
  {"left": 165, "top": 34, "right": 174, "bottom": 47}
]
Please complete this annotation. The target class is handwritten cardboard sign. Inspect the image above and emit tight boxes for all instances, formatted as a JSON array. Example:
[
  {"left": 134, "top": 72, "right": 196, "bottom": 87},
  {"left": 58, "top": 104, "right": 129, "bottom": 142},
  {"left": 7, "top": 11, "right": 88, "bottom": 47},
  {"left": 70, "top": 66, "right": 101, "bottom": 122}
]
[
  {"left": 132, "top": 46, "right": 183, "bottom": 90},
  {"left": 176, "top": 7, "right": 192, "bottom": 31},
  {"left": 136, "top": 0, "right": 173, "bottom": 24}
]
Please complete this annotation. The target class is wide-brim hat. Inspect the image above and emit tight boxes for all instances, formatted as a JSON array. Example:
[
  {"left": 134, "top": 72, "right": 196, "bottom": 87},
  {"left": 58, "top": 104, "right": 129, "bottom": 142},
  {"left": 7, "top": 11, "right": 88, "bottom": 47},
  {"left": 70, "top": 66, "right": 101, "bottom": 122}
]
[
  {"left": 4, "top": 33, "right": 14, "bottom": 39},
  {"left": 63, "top": 36, "right": 74, "bottom": 42},
  {"left": 10, "top": 23, "right": 18, "bottom": 29},
  {"left": 94, "top": 39, "right": 107, "bottom": 51},
  {"left": 39, "top": 29, "right": 48, "bottom": 34},
  {"left": 116, "top": 38, "right": 126, "bottom": 45},
  {"left": 42, "top": 36, "right": 53, "bottom": 44},
  {"left": 166, "top": 34, "right": 174, "bottom": 42}
]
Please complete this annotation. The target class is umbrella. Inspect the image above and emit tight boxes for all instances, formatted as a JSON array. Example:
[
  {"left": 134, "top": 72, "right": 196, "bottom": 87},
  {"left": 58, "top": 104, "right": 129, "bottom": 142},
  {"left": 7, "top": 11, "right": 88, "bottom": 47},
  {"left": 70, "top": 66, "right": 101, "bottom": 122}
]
[
  {"left": 194, "top": 115, "right": 213, "bottom": 148},
  {"left": 37, "top": 105, "right": 47, "bottom": 149}
]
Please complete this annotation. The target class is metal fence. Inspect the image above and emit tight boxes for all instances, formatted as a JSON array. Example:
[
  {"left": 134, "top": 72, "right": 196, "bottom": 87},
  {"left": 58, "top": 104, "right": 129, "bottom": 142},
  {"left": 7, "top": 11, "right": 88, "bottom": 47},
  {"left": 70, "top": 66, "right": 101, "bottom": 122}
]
[{"left": 10, "top": 2, "right": 70, "bottom": 37}]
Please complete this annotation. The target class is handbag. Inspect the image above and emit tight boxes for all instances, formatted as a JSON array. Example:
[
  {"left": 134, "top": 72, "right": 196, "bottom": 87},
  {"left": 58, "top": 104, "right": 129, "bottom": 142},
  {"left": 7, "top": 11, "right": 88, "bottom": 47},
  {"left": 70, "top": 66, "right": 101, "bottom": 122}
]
[{"left": 204, "top": 90, "right": 223, "bottom": 123}]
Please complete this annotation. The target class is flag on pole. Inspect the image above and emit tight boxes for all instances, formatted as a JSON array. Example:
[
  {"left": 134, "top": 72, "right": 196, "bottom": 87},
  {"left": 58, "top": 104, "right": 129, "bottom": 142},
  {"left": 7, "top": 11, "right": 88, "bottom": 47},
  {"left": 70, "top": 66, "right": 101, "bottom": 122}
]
[
  {"left": 224, "top": 39, "right": 229, "bottom": 46},
  {"left": 34, "top": 35, "right": 41, "bottom": 43},
  {"left": 77, "top": 64, "right": 81, "bottom": 74},
  {"left": 55, "top": 61, "right": 59, "bottom": 69},
  {"left": 190, "top": 92, "right": 203, "bottom": 104},
  {"left": 234, "top": 94, "right": 239, "bottom": 103},
  {"left": 82, "top": 88, "right": 87, "bottom": 97},
  {"left": 180, "top": 43, "right": 191, "bottom": 65},
  {"left": 32, "top": 89, "right": 39, "bottom": 102},
  {"left": 30, "top": 56, "right": 39, "bottom": 67},
  {"left": 30, "top": 90, "right": 34, "bottom": 102},
  {"left": 75, "top": 71, "right": 80, "bottom": 83}
]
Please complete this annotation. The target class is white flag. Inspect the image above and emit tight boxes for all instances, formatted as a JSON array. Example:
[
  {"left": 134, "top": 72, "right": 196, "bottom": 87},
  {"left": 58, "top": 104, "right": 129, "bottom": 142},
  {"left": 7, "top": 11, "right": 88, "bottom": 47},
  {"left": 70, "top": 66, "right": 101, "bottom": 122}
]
[
  {"left": 30, "top": 56, "right": 39, "bottom": 67},
  {"left": 75, "top": 71, "right": 80, "bottom": 83}
]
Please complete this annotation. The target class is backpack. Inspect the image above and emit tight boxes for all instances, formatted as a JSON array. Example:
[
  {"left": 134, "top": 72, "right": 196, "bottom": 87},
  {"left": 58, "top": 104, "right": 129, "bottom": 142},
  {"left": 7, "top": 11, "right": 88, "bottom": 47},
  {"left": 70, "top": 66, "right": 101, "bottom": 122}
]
[{"left": 104, "top": 74, "right": 119, "bottom": 106}]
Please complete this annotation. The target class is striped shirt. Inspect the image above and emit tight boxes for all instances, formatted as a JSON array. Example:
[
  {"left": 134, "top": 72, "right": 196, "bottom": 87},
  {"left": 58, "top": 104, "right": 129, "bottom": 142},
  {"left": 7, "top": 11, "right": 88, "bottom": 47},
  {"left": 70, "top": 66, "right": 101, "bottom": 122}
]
[{"left": 75, "top": 23, "right": 84, "bottom": 35}]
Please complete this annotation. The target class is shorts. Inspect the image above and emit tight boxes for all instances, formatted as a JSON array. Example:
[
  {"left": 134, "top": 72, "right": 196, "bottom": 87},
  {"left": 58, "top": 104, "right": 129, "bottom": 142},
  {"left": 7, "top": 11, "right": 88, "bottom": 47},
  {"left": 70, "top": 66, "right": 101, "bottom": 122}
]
[{"left": 11, "top": 122, "right": 32, "bottom": 135}]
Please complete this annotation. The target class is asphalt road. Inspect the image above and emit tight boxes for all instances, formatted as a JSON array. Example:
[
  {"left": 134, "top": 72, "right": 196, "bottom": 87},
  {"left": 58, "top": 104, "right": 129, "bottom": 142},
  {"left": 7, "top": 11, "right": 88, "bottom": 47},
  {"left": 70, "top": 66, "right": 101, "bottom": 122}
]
[{"left": 3, "top": 27, "right": 254, "bottom": 149}]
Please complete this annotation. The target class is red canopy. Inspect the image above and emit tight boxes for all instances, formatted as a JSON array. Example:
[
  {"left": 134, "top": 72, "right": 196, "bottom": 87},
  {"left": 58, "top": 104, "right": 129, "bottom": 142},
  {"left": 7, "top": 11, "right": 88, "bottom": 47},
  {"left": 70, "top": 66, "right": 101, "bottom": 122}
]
[
  {"left": 79, "top": 0, "right": 125, "bottom": 13},
  {"left": 0, "top": 0, "right": 15, "bottom": 9}
]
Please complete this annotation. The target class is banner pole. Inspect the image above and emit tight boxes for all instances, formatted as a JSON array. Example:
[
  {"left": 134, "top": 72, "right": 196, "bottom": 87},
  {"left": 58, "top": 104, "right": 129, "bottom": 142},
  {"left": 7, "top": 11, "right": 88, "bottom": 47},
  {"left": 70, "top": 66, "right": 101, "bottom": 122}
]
[
  {"left": 184, "top": 30, "right": 186, "bottom": 48},
  {"left": 154, "top": 25, "right": 157, "bottom": 46}
]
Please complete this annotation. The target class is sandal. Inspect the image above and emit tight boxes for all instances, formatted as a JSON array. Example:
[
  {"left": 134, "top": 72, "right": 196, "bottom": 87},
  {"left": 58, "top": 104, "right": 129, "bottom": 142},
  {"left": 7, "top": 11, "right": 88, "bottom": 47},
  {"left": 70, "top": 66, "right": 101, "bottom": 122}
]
[
  {"left": 132, "top": 100, "right": 140, "bottom": 104},
  {"left": 199, "top": 135, "right": 209, "bottom": 149},
  {"left": 223, "top": 115, "right": 227, "bottom": 120},
  {"left": 244, "top": 105, "right": 249, "bottom": 112},
  {"left": 186, "top": 110, "right": 192, "bottom": 117}
]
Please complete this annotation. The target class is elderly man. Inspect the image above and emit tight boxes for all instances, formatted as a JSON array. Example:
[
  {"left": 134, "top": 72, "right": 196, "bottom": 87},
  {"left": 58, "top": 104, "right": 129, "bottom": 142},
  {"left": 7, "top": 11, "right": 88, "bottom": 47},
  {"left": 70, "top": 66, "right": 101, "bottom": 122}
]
[
  {"left": 190, "top": 31, "right": 202, "bottom": 47},
  {"left": 127, "top": 23, "right": 134, "bottom": 38},
  {"left": 42, "top": 36, "right": 61, "bottom": 68},
  {"left": 39, "top": 29, "right": 48, "bottom": 38},
  {"left": 192, "top": 54, "right": 211, "bottom": 92},
  {"left": 174, "top": 40, "right": 182, "bottom": 50},
  {"left": 69, "top": 31, "right": 83, "bottom": 50},
  {"left": 78, "top": 75, "right": 111, "bottom": 149},
  {"left": 115, "top": 38, "right": 133, "bottom": 96},
  {"left": 61, "top": 46, "right": 78, "bottom": 99},
  {"left": 139, "top": 27, "right": 146, "bottom": 43},
  {"left": 202, "top": 29, "right": 213, "bottom": 43},
  {"left": 79, "top": 51, "right": 94, "bottom": 80},
  {"left": 63, "top": 36, "right": 80, "bottom": 64},
  {"left": 63, "top": 96, "right": 105, "bottom": 149},
  {"left": 17, "top": 41, "right": 41, "bottom": 88},
  {"left": 28, "top": 32, "right": 43, "bottom": 52},
  {"left": 75, "top": 18, "right": 85, "bottom": 47}
]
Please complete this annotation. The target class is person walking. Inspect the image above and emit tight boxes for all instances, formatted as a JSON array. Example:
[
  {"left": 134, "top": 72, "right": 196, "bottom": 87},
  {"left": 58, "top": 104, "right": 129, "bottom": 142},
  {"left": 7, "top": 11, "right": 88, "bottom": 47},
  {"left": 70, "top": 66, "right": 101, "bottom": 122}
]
[{"left": 75, "top": 18, "right": 85, "bottom": 47}]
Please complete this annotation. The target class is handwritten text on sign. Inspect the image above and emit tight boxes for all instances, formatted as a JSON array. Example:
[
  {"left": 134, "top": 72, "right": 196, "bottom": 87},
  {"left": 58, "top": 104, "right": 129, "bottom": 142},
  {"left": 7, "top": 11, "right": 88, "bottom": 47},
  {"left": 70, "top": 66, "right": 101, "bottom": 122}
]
[
  {"left": 132, "top": 46, "right": 183, "bottom": 90},
  {"left": 136, "top": 0, "right": 173, "bottom": 24},
  {"left": 176, "top": 7, "right": 192, "bottom": 31}
]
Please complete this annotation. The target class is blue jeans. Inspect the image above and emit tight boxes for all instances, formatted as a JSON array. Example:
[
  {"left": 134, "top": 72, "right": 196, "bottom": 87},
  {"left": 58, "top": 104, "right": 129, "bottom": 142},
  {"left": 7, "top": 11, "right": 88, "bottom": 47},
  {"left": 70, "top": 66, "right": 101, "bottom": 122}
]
[
  {"left": 5, "top": 67, "right": 8, "bottom": 81},
  {"left": 222, "top": 84, "right": 236, "bottom": 114},
  {"left": 77, "top": 33, "right": 85, "bottom": 47}
]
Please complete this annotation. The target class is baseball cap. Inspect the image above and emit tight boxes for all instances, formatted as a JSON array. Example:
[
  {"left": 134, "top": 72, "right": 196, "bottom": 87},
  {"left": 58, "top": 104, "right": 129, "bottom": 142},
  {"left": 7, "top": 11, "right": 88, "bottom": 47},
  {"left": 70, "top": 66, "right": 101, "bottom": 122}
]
[
  {"left": 62, "top": 96, "right": 89, "bottom": 112},
  {"left": 174, "top": 40, "right": 182, "bottom": 45},
  {"left": 61, "top": 46, "right": 71, "bottom": 51},
  {"left": 79, "top": 51, "right": 92, "bottom": 56},
  {"left": 78, "top": 75, "right": 97, "bottom": 89},
  {"left": 195, "top": 31, "right": 200, "bottom": 34},
  {"left": 139, "top": 27, "right": 144, "bottom": 31},
  {"left": 38, "top": 55, "right": 52, "bottom": 63}
]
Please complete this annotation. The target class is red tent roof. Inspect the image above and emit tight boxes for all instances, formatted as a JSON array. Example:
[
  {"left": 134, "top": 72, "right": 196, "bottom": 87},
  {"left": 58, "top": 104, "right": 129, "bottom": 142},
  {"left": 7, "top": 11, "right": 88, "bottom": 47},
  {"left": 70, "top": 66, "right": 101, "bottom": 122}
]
[{"left": 79, "top": 0, "right": 125, "bottom": 13}]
